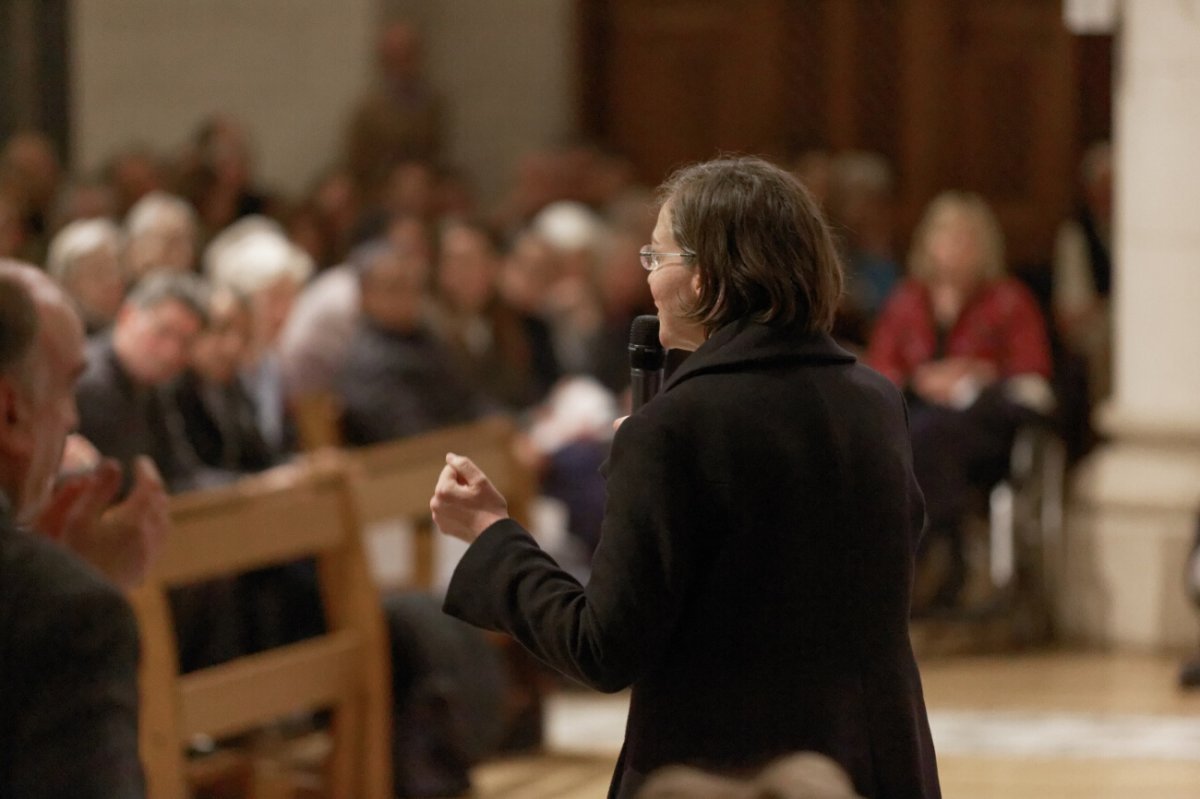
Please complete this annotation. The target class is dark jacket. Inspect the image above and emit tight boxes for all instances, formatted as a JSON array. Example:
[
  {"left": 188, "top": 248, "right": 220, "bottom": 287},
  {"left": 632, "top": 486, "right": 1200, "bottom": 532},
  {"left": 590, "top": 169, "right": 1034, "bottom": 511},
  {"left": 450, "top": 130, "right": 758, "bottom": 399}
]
[
  {"left": 0, "top": 505, "right": 143, "bottom": 798},
  {"left": 171, "top": 370, "right": 278, "bottom": 473},
  {"left": 444, "top": 319, "right": 940, "bottom": 798},
  {"left": 335, "top": 320, "right": 487, "bottom": 447},
  {"left": 76, "top": 335, "right": 217, "bottom": 494}
]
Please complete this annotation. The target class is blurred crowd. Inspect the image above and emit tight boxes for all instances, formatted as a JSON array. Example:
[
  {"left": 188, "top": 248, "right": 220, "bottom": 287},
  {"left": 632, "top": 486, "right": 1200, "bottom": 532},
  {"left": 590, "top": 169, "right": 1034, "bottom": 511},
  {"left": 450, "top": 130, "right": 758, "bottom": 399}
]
[{"left": 0, "top": 20, "right": 1113, "bottom": 616}]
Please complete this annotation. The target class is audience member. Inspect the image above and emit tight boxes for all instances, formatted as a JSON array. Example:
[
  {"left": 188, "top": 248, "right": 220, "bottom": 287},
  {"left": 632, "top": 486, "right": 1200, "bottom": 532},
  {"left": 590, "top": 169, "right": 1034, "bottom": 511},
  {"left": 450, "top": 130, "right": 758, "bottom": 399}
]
[
  {"left": 0, "top": 192, "right": 27, "bottom": 259},
  {"left": 75, "top": 271, "right": 213, "bottom": 493},
  {"left": 0, "top": 265, "right": 144, "bottom": 798},
  {"left": 171, "top": 286, "right": 278, "bottom": 472},
  {"left": 204, "top": 218, "right": 313, "bottom": 450},
  {"left": 0, "top": 131, "right": 63, "bottom": 260},
  {"left": 335, "top": 239, "right": 485, "bottom": 446},
  {"left": 104, "top": 146, "right": 166, "bottom": 218},
  {"left": 868, "top": 191, "right": 1053, "bottom": 610},
  {"left": 45, "top": 218, "right": 126, "bottom": 334},
  {"left": 530, "top": 201, "right": 609, "bottom": 376},
  {"left": 176, "top": 114, "right": 276, "bottom": 239},
  {"left": 1053, "top": 140, "right": 1113, "bottom": 403},
  {"left": 345, "top": 20, "right": 445, "bottom": 199},
  {"left": 826, "top": 151, "right": 899, "bottom": 345},
  {"left": 123, "top": 191, "right": 199, "bottom": 279},
  {"left": 431, "top": 217, "right": 559, "bottom": 411}
]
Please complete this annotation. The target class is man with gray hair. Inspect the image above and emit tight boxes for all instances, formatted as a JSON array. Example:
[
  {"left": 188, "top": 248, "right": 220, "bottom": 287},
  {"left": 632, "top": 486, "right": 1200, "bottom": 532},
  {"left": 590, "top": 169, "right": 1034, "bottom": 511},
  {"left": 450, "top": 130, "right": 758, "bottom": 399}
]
[
  {"left": 46, "top": 217, "right": 126, "bottom": 333},
  {"left": 0, "top": 262, "right": 147, "bottom": 797}
]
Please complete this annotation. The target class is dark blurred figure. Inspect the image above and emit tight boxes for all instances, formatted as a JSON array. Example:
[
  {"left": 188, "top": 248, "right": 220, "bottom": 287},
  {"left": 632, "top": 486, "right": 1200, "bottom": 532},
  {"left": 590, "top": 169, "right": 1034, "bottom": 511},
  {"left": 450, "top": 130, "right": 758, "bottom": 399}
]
[
  {"left": 45, "top": 219, "right": 126, "bottom": 334},
  {"left": 0, "top": 192, "right": 28, "bottom": 260},
  {"left": 176, "top": 114, "right": 275, "bottom": 241},
  {"left": 104, "top": 146, "right": 167, "bottom": 218},
  {"left": 431, "top": 217, "right": 558, "bottom": 411},
  {"left": 790, "top": 149, "right": 834, "bottom": 208},
  {"left": 335, "top": 240, "right": 485, "bottom": 446},
  {"left": 0, "top": 131, "right": 63, "bottom": 261},
  {"left": 826, "top": 151, "right": 899, "bottom": 347},
  {"left": 345, "top": 20, "right": 445, "bottom": 201},
  {"left": 171, "top": 286, "right": 277, "bottom": 472},
  {"left": 1053, "top": 141, "right": 1113, "bottom": 404}
]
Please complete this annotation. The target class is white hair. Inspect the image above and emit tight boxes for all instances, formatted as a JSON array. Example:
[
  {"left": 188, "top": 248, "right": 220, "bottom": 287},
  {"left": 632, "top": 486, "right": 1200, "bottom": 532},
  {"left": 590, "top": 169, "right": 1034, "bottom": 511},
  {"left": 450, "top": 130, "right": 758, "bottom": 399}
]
[
  {"left": 531, "top": 201, "right": 608, "bottom": 253},
  {"left": 203, "top": 215, "right": 314, "bottom": 295},
  {"left": 45, "top": 218, "right": 122, "bottom": 282},
  {"left": 124, "top": 191, "right": 196, "bottom": 239}
]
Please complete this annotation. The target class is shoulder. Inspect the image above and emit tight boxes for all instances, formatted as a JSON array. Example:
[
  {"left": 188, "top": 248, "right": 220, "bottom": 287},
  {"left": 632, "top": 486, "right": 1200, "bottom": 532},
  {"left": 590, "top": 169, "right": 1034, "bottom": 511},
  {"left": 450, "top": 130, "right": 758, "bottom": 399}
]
[{"left": 0, "top": 525, "right": 137, "bottom": 657}]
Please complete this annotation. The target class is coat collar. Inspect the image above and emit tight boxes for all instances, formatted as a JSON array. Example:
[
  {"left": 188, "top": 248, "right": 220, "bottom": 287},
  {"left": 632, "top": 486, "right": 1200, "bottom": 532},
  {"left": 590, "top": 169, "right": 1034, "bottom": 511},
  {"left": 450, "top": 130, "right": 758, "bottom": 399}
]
[{"left": 663, "top": 318, "right": 855, "bottom": 393}]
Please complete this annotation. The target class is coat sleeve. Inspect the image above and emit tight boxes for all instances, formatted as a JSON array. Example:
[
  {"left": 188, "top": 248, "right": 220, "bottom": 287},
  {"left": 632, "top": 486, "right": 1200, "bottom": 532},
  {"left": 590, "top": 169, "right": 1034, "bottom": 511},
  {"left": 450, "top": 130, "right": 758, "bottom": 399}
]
[
  {"left": 443, "top": 409, "right": 702, "bottom": 693},
  {"left": 8, "top": 576, "right": 144, "bottom": 798}
]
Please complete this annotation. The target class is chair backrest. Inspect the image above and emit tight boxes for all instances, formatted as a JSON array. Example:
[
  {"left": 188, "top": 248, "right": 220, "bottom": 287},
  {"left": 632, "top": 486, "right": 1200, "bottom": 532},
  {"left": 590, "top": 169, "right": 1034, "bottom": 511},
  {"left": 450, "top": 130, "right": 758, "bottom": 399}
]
[
  {"left": 350, "top": 415, "right": 535, "bottom": 590},
  {"left": 130, "top": 456, "right": 393, "bottom": 799},
  {"left": 290, "top": 391, "right": 343, "bottom": 452}
]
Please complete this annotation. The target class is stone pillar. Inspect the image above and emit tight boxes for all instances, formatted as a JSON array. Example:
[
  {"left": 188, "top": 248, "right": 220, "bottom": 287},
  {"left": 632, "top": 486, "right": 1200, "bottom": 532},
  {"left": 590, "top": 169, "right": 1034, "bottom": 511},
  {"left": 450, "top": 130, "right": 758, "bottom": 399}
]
[{"left": 1060, "top": 1, "right": 1200, "bottom": 649}]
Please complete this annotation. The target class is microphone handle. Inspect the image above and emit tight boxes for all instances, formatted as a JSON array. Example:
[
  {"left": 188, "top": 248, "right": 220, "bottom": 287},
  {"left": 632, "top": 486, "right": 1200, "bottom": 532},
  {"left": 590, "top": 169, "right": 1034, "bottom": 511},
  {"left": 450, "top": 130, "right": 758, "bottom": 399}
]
[{"left": 630, "top": 368, "right": 664, "bottom": 412}]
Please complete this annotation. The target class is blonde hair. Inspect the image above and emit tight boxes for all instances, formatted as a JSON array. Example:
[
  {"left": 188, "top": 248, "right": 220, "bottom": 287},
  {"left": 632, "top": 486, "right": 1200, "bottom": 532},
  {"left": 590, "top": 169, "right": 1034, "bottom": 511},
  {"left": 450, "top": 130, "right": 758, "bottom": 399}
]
[{"left": 907, "top": 191, "right": 1006, "bottom": 285}]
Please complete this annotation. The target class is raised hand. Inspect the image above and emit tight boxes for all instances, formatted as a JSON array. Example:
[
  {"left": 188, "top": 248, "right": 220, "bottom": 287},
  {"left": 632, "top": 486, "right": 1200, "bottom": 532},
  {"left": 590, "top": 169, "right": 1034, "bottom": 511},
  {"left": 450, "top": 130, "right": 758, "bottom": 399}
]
[{"left": 430, "top": 452, "right": 509, "bottom": 544}]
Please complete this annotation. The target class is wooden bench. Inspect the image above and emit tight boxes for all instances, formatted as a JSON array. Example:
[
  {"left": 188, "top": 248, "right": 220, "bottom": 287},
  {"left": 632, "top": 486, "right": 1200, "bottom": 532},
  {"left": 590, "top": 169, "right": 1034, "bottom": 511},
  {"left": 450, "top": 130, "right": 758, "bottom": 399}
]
[{"left": 130, "top": 456, "right": 393, "bottom": 798}]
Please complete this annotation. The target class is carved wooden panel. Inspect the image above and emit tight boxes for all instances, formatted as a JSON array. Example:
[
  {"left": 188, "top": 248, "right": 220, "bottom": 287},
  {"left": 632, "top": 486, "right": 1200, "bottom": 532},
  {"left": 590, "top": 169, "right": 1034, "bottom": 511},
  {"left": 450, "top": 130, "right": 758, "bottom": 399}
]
[{"left": 579, "top": 0, "right": 1098, "bottom": 269}]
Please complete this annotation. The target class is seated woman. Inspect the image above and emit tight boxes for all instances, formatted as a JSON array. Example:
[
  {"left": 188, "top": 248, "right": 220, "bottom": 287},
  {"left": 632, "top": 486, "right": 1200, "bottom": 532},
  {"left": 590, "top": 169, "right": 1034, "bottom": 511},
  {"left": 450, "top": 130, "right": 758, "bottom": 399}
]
[
  {"left": 171, "top": 285, "right": 278, "bottom": 473},
  {"left": 867, "top": 191, "right": 1053, "bottom": 610},
  {"left": 430, "top": 217, "right": 559, "bottom": 412}
]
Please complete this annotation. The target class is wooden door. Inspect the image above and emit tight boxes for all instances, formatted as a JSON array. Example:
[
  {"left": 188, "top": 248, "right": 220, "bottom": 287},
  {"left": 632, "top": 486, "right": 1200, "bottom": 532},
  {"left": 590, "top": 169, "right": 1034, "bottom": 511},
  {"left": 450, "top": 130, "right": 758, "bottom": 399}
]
[{"left": 578, "top": 0, "right": 1097, "bottom": 270}]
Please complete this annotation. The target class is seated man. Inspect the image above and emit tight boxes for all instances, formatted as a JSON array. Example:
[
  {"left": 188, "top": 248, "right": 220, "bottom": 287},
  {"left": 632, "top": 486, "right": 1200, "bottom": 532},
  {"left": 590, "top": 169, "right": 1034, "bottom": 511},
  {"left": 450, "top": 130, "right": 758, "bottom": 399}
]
[
  {"left": 0, "top": 264, "right": 143, "bottom": 798},
  {"left": 335, "top": 239, "right": 487, "bottom": 446},
  {"left": 76, "top": 270, "right": 217, "bottom": 493}
]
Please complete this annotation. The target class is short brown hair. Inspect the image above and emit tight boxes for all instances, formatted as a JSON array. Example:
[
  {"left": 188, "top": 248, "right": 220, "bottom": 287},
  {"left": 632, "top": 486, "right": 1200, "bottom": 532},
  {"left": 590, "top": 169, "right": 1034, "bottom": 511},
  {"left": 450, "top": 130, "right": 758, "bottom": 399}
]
[{"left": 659, "top": 156, "right": 844, "bottom": 334}]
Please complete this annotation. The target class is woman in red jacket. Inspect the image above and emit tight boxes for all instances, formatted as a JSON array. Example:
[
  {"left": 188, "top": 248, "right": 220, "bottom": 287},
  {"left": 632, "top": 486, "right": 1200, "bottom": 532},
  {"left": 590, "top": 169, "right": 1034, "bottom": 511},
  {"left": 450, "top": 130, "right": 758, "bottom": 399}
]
[{"left": 868, "top": 191, "right": 1053, "bottom": 610}]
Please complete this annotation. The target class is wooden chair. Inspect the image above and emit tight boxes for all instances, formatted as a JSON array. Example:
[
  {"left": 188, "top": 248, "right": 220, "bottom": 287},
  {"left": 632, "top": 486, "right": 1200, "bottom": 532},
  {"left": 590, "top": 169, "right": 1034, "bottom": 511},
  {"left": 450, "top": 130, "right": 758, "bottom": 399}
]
[
  {"left": 130, "top": 456, "right": 393, "bottom": 799},
  {"left": 348, "top": 415, "right": 547, "bottom": 751},
  {"left": 289, "top": 392, "right": 343, "bottom": 452},
  {"left": 350, "top": 414, "right": 535, "bottom": 591}
]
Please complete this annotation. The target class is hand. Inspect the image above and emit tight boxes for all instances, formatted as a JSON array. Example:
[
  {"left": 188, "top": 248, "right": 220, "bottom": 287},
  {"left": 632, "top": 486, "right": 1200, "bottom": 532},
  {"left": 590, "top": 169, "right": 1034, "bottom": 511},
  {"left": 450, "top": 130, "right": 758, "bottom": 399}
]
[
  {"left": 430, "top": 453, "right": 509, "bottom": 544},
  {"left": 38, "top": 456, "right": 170, "bottom": 590}
]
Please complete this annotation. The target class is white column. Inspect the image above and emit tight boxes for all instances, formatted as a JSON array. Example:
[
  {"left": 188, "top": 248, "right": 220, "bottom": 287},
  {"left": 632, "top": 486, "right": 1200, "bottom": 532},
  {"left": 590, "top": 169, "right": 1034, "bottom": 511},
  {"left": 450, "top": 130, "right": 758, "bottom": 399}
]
[{"left": 1061, "top": 1, "right": 1200, "bottom": 649}]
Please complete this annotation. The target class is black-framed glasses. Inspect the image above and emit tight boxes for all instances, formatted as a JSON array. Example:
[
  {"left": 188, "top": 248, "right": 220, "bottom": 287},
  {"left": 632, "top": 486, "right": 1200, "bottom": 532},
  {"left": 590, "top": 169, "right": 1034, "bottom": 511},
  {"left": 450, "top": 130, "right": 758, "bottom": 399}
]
[{"left": 639, "top": 247, "right": 693, "bottom": 272}]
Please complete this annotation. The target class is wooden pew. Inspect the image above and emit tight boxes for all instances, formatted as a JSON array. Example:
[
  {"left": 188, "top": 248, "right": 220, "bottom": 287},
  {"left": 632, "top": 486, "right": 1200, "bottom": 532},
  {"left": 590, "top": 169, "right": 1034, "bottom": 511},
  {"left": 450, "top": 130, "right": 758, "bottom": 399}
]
[
  {"left": 349, "top": 414, "right": 535, "bottom": 591},
  {"left": 130, "top": 456, "right": 393, "bottom": 798}
]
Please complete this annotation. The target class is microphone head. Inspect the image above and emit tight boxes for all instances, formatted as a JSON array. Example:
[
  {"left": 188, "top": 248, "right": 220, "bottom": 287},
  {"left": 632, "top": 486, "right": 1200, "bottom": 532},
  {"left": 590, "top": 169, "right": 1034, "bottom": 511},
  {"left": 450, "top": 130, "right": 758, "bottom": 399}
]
[{"left": 629, "top": 314, "right": 665, "bottom": 370}]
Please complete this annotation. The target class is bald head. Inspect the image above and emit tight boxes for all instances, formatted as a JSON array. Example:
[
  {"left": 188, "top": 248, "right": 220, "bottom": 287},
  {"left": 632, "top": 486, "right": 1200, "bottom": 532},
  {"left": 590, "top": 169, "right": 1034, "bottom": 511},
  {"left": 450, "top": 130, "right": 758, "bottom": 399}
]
[{"left": 0, "top": 260, "right": 86, "bottom": 521}]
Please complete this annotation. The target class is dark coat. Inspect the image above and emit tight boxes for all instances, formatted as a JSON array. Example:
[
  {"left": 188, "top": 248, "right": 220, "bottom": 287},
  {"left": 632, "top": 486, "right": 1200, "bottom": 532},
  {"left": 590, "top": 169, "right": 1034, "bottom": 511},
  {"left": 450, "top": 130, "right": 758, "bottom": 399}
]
[
  {"left": 335, "top": 320, "right": 487, "bottom": 447},
  {"left": 76, "top": 335, "right": 219, "bottom": 494},
  {"left": 170, "top": 370, "right": 278, "bottom": 473},
  {"left": 0, "top": 506, "right": 143, "bottom": 798},
  {"left": 444, "top": 319, "right": 940, "bottom": 798}
]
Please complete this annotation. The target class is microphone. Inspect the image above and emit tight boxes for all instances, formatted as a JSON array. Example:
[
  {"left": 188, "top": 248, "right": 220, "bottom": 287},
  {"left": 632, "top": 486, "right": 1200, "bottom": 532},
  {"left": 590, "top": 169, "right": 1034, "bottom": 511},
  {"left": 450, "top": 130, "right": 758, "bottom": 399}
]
[{"left": 629, "top": 315, "right": 665, "bottom": 411}]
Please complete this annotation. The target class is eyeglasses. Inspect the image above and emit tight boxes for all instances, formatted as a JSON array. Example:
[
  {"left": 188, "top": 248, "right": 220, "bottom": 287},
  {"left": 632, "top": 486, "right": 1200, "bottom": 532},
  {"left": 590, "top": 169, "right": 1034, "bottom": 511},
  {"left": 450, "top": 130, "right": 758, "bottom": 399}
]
[{"left": 639, "top": 247, "right": 693, "bottom": 272}]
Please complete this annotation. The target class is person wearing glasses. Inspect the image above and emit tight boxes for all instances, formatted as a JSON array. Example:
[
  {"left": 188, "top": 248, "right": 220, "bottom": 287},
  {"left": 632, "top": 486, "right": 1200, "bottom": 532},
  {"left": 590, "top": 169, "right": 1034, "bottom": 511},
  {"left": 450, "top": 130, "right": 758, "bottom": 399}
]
[{"left": 431, "top": 157, "right": 940, "bottom": 799}]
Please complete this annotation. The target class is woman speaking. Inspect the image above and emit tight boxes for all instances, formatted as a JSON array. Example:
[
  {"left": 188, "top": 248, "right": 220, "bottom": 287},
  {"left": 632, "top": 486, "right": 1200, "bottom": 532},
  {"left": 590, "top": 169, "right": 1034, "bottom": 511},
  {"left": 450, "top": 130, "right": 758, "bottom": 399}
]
[{"left": 431, "top": 157, "right": 940, "bottom": 798}]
